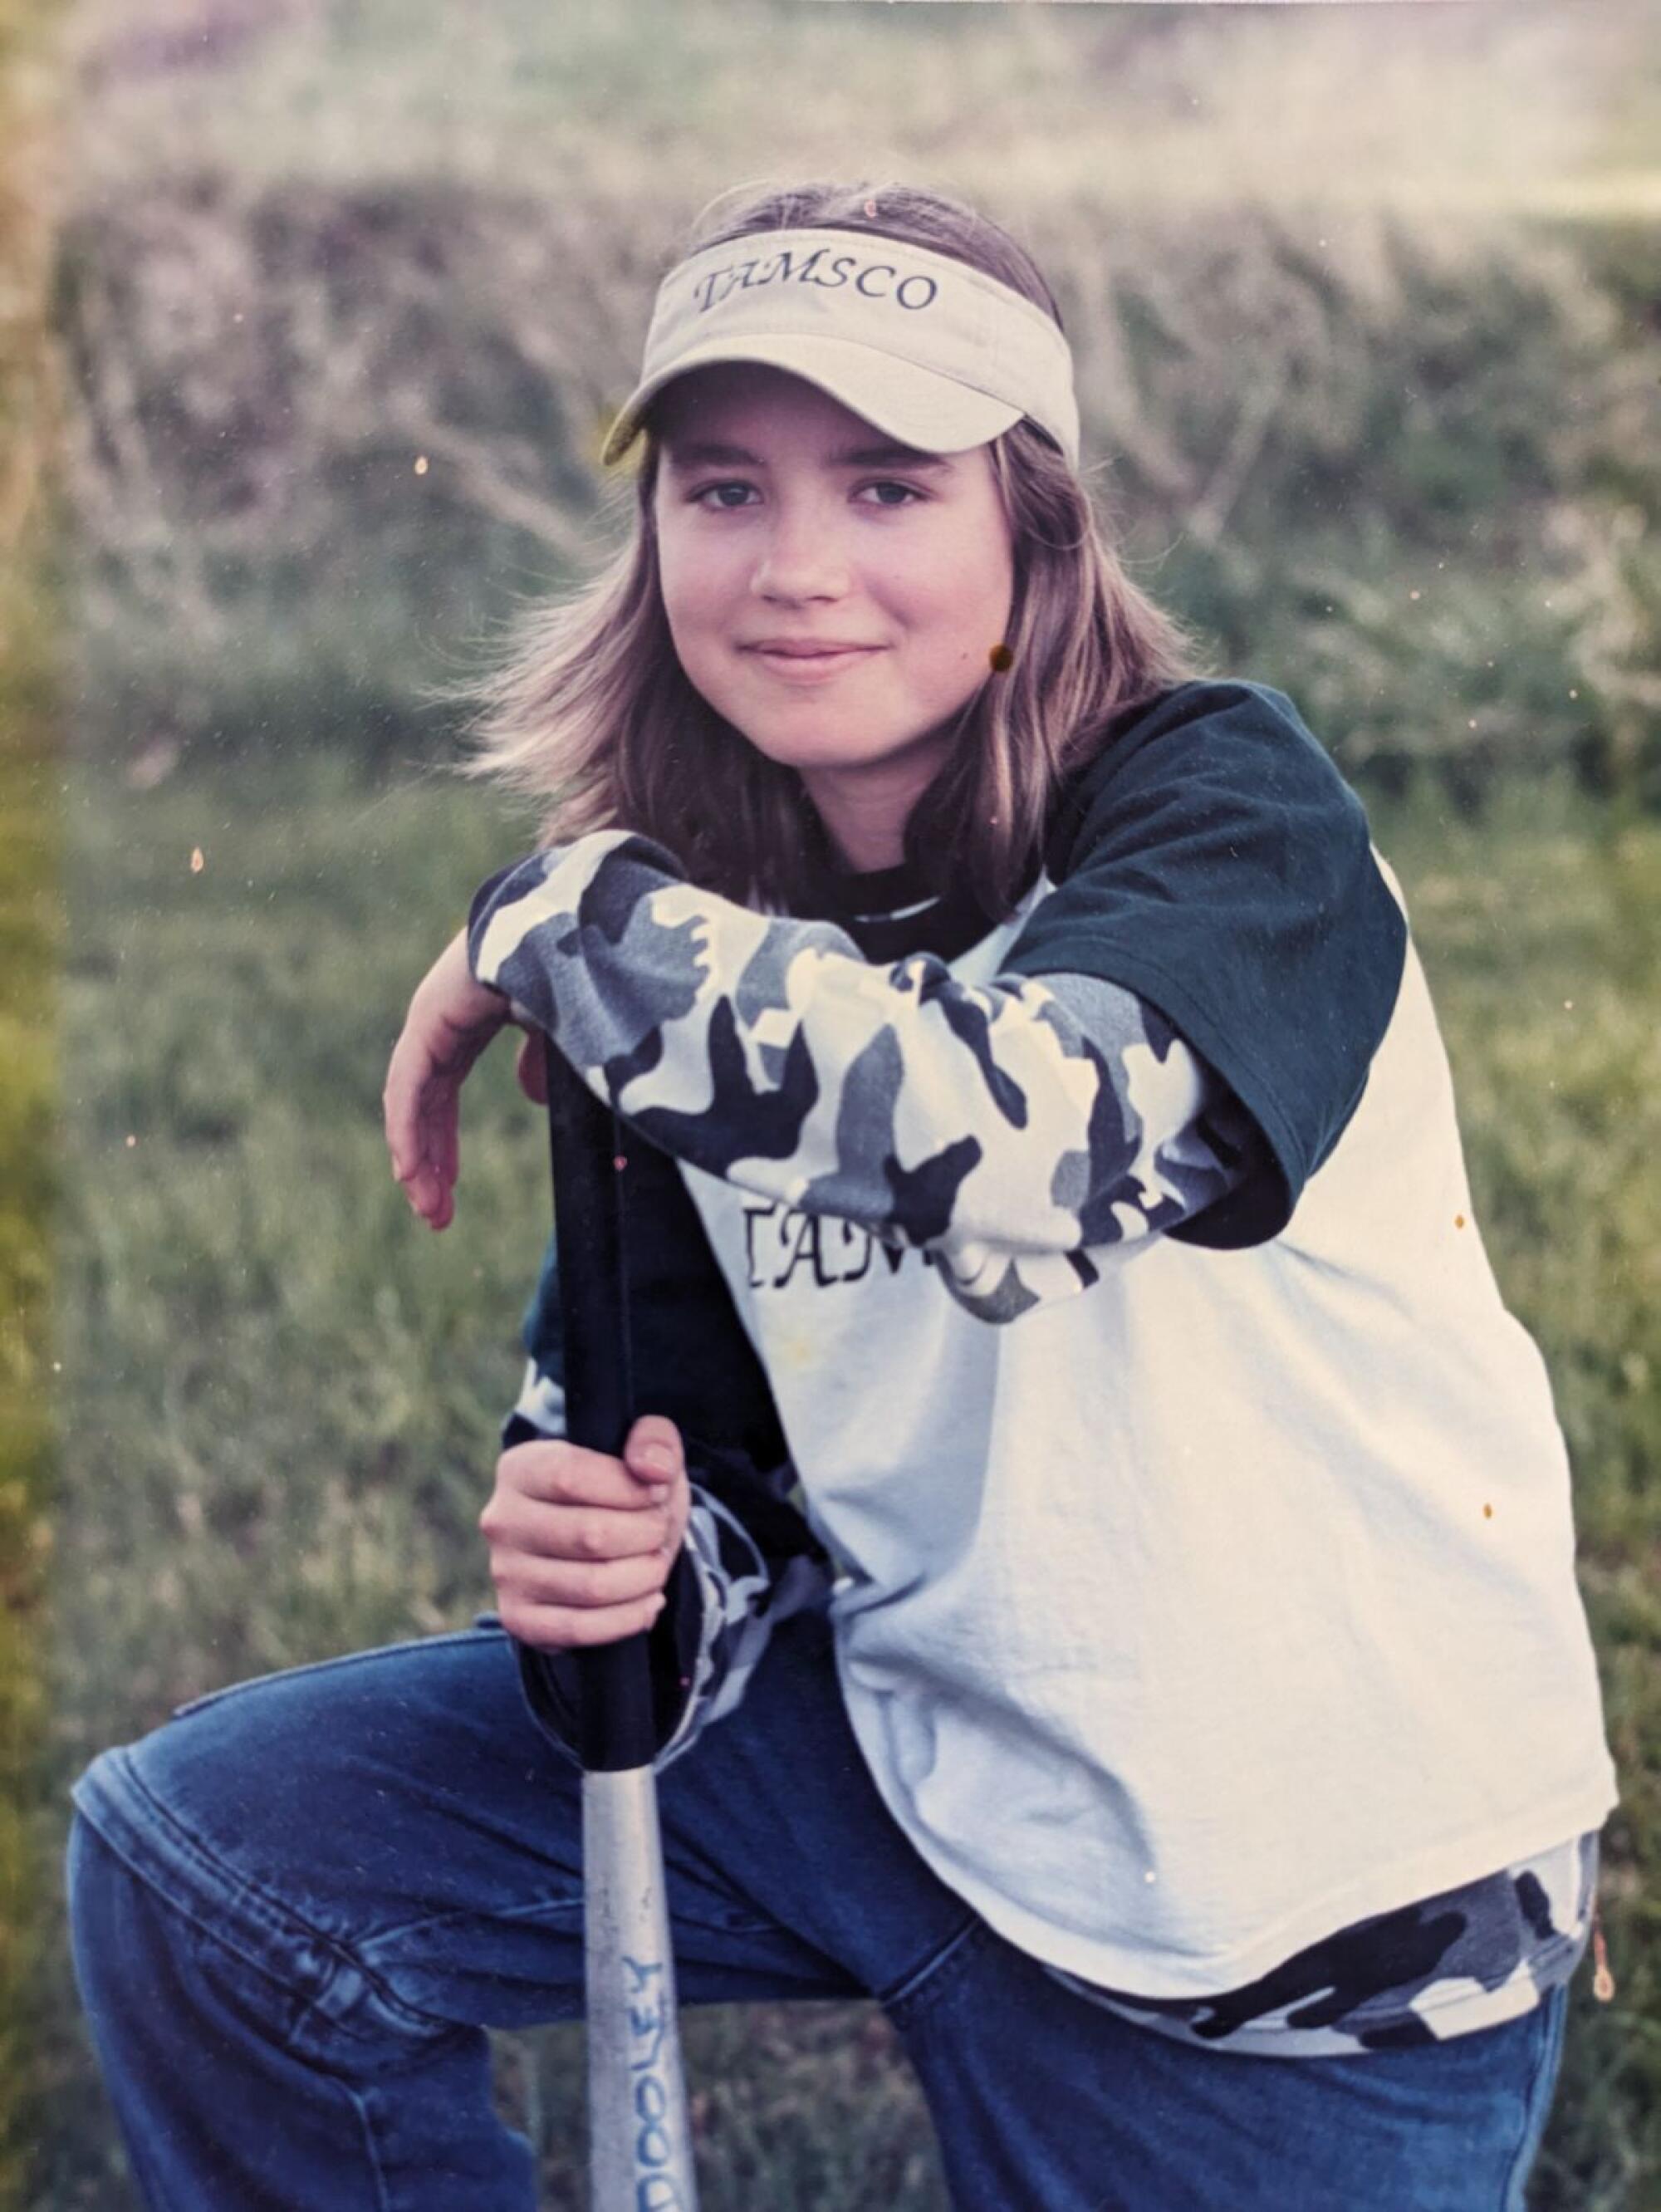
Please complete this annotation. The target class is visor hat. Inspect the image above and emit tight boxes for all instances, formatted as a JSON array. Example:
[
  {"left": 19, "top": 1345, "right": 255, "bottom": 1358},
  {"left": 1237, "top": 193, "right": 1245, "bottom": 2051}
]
[{"left": 600, "top": 225, "right": 1080, "bottom": 469}]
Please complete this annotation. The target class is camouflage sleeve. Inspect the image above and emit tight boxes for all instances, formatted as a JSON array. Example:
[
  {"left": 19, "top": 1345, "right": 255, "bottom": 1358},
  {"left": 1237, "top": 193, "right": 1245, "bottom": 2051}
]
[
  {"left": 470, "top": 831, "right": 1262, "bottom": 1324},
  {"left": 499, "top": 1333, "right": 830, "bottom": 1772},
  {"left": 654, "top": 1472, "right": 832, "bottom": 1773}
]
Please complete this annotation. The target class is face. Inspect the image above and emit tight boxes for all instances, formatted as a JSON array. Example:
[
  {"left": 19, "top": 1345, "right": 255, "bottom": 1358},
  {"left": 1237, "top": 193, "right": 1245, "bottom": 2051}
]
[{"left": 650, "top": 362, "right": 1016, "bottom": 864}]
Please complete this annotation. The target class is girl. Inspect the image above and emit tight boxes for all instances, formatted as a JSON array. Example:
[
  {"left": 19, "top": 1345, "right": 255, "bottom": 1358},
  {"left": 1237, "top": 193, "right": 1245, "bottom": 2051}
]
[{"left": 70, "top": 180, "right": 1618, "bottom": 2210}]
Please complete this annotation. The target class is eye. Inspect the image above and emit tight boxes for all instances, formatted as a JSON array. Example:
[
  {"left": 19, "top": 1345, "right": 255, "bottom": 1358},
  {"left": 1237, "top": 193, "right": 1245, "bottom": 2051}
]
[
  {"left": 691, "top": 481, "right": 759, "bottom": 510},
  {"left": 858, "top": 480, "right": 926, "bottom": 508}
]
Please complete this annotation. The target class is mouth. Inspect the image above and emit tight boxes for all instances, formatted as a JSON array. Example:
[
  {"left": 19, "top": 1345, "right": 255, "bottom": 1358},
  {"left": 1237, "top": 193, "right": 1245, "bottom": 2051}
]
[{"left": 744, "top": 643, "right": 883, "bottom": 681}]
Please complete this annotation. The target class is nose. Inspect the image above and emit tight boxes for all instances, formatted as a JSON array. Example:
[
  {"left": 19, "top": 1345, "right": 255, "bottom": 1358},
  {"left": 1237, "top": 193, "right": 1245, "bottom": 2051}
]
[{"left": 749, "top": 498, "right": 851, "bottom": 605}]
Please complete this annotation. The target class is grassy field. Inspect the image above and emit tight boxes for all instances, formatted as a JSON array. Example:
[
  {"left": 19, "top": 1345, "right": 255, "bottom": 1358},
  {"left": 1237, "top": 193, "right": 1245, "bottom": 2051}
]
[{"left": 29, "top": 744, "right": 1659, "bottom": 2209}]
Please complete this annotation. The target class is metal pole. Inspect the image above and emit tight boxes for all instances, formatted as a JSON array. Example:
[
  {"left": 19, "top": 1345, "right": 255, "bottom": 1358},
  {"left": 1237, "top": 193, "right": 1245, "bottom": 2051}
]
[{"left": 542, "top": 1038, "right": 700, "bottom": 2212}]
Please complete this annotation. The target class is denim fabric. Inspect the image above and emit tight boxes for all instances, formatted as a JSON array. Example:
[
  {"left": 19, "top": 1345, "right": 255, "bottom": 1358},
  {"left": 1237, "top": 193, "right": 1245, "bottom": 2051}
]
[{"left": 68, "top": 1608, "right": 1570, "bottom": 2210}]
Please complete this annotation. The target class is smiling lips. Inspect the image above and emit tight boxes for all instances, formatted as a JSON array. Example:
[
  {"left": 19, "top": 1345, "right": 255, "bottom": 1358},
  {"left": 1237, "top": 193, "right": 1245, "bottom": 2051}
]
[{"left": 745, "top": 639, "right": 883, "bottom": 680}]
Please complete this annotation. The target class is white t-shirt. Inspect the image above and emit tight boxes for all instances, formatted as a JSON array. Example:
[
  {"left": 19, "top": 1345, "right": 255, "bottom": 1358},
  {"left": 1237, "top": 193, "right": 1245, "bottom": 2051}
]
[
  {"left": 473, "top": 676, "right": 1619, "bottom": 2016},
  {"left": 675, "top": 867, "right": 1616, "bottom": 1996}
]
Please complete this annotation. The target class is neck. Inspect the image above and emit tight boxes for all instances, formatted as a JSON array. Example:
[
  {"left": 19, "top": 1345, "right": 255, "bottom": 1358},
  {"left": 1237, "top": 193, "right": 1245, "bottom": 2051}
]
[{"left": 799, "top": 745, "right": 946, "bottom": 873}]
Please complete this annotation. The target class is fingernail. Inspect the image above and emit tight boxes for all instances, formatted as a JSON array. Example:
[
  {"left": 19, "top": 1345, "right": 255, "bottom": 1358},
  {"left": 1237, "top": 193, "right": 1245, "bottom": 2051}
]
[{"left": 637, "top": 1444, "right": 675, "bottom": 1476}]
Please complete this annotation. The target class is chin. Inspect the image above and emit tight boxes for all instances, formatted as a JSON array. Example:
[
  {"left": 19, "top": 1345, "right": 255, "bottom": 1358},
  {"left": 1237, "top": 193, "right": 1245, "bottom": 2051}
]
[
  {"left": 729, "top": 718, "right": 892, "bottom": 771},
  {"left": 733, "top": 696, "right": 954, "bottom": 767}
]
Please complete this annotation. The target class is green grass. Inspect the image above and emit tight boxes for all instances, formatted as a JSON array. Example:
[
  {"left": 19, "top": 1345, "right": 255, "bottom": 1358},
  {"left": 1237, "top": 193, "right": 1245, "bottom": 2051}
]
[
  {"left": 28, "top": 748, "right": 1660, "bottom": 2208},
  {"left": 1350, "top": 782, "right": 1661, "bottom": 2210}
]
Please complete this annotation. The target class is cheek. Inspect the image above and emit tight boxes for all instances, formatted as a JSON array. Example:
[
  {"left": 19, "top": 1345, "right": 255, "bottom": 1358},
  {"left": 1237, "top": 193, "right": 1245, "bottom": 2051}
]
[
  {"left": 655, "top": 503, "right": 718, "bottom": 607},
  {"left": 907, "top": 549, "right": 1015, "bottom": 675},
  {"left": 657, "top": 560, "right": 755, "bottom": 726},
  {"left": 918, "top": 504, "right": 1013, "bottom": 629},
  {"left": 975, "top": 528, "right": 1017, "bottom": 640},
  {"left": 655, "top": 532, "right": 698, "bottom": 625},
  {"left": 657, "top": 545, "right": 725, "bottom": 673}
]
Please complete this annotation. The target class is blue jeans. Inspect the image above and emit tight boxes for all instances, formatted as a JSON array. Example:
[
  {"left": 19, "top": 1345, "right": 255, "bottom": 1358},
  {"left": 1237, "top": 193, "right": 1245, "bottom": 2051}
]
[{"left": 67, "top": 1606, "right": 1569, "bottom": 2210}]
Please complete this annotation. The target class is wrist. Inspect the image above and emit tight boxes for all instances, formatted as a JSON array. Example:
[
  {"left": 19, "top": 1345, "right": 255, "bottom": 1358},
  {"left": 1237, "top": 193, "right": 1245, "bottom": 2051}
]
[{"left": 445, "top": 928, "right": 512, "bottom": 1017}]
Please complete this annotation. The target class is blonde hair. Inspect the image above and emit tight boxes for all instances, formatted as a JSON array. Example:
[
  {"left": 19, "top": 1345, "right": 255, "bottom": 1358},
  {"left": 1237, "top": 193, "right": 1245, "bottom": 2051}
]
[{"left": 453, "top": 178, "right": 1204, "bottom": 917}]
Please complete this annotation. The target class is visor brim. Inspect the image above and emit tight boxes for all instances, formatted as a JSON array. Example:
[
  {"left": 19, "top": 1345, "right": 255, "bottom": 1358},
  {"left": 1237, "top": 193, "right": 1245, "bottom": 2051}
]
[{"left": 599, "top": 334, "right": 1025, "bottom": 468}]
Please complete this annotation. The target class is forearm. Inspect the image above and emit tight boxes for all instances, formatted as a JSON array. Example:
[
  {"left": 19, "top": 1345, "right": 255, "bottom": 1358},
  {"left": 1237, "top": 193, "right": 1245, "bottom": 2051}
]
[{"left": 468, "top": 835, "right": 1253, "bottom": 1289}]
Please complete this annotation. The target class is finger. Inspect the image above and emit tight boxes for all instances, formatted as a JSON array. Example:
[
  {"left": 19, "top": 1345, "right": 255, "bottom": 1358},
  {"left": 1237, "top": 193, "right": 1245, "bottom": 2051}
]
[
  {"left": 424, "top": 1189, "right": 455, "bottom": 1233},
  {"left": 502, "top": 1439, "right": 669, "bottom": 1511},
  {"left": 498, "top": 1548, "right": 673, "bottom": 1611},
  {"left": 399, "top": 1146, "right": 453, "bottom": 1231},
  {"left": 479, "top": 1496, "right": 674, "bottom": 1562},
  {"left": 516, "top": 1032, "right": 549, "bottom": 1105},
  {"left": 385, "top": 1040, "right": 440, "bottom": 1177},
  {"left": 500, "top": 1590, "right": 668, "bottom": 1652},
  {"left": 421, "top": 1088, "right": 459, "bottom": 1200},
  {"left": 623, "top": 1415, "right": 685, "bottom": 1486},
  {"left": 385, "top": 1058, "right": 443, "bottom": 1202},
  {"left": 387, "top": 1071, "right": 462, "bottom": 1229},
  {"left": 383, "top": 1050, "right": 418, "bottom": 1182}
]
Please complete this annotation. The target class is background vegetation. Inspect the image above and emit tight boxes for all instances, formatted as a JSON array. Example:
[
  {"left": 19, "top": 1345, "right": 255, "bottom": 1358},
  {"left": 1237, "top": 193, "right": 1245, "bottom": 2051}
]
[
  {"left": 1, "top": 1, "right": 62, "bottom": 2206},
  {"left": 49, "top": 3, "right": 1661, "bottom": 807},
  {"left": 13, "top": 0, "right": 1661, "bottom": 2205}
]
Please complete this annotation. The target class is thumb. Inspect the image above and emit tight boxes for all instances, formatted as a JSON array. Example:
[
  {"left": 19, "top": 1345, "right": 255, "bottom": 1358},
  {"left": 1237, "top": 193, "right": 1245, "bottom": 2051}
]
[{"left": 516, "top": 1030, "right": 550, "bottom": 1105}]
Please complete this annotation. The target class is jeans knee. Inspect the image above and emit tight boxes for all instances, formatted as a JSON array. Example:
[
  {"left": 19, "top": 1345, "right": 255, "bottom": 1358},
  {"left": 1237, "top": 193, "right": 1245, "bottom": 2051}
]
[
  {"left": 66, "top": 1800, "right": 336, "bottom": 2077},
  {"left": 66, "top": 1769, "right": 483, "bottom": 2086},
  {"left": 66, "top": 1801, "right": 117, "bottom": 1940},
  {"left": 65, "top": 1762, "right": 262, "bottom": 2045},
  {"left": 66, "top": 1748, "right": 157, "bottom": 1947},
  {"left": 65, "top": 1807, "right": 157, "bottom": 2027}
]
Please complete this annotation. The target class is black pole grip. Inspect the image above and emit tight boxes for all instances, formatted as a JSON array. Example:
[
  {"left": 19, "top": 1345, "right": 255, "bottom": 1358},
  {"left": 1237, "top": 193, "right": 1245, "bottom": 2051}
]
[{"left": 542, "top": 1036, "right": 659, "bottom": 1774}]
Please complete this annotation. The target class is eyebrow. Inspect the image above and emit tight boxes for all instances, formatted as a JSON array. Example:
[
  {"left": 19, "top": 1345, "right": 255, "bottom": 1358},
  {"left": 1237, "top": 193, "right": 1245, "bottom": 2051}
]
[{"left": 660, "top": 438, "right": 952, "bottom": 473}]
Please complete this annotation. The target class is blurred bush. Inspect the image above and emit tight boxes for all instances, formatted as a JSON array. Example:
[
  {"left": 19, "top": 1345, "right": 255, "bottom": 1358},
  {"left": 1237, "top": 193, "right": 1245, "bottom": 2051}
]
[{"left": 49, "top": 174, "right": 1660, "bottom": 808}]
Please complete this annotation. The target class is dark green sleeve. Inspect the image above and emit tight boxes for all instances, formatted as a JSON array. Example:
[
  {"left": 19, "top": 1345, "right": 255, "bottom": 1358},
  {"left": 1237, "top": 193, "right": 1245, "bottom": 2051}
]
[{"left": 1003, "top": 679, "right": 1408, "bottom": 1247}]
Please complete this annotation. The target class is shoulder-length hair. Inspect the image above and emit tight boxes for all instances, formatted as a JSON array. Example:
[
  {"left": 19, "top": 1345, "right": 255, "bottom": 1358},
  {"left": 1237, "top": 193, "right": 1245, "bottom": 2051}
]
[{"left": 452, "top": 178, "right": 1204, "bottom": 918}]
